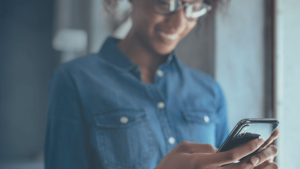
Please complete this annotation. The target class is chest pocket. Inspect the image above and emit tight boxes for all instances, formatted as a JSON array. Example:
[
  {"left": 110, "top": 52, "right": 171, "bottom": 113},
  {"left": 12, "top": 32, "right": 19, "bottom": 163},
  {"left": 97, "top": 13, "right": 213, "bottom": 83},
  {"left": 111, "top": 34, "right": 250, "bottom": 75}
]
[
  {"left": 93, "top": 109, "right": 153, "bottom": 168},
  {"left": 182, "top": 109, "right": 220, "bottom": 144}
]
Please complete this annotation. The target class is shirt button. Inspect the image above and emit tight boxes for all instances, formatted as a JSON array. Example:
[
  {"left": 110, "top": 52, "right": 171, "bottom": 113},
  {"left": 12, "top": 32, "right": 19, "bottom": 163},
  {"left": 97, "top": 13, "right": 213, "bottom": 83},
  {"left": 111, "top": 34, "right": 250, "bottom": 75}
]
[
  {"left": 168, "top": 137, "right": 176, "bottom": 145},
  {"left": 120, "top": 116, "right": 128, "bottom": 124},
  {"left": 156, "top": 70, "right": 164, "bottom": 77},
  {"left": 204, "top": 116, "right": 210, "bottom": 123},
  {"left": 157, "top": 102, "right": 165, "bottom": 109}
]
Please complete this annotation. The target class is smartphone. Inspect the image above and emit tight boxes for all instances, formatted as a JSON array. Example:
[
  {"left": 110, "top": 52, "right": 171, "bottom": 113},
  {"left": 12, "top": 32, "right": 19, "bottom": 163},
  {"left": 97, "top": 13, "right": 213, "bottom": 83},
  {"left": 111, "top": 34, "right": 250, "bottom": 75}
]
[{"left": 217, "top": 118, "right": 279, "bottom": 160}]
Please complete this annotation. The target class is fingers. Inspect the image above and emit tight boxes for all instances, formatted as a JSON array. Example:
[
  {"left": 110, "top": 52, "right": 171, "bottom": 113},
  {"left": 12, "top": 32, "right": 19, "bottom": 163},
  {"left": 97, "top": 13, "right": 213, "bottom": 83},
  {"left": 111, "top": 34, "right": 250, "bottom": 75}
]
[
  {"left": 176, "top": 141, "right": 218, "bottom": 154},
  {"left": 222, "top": 161, "right": 254, "bottom": 169},
  {"left": 260, "top": 129, "right": 279, "bottom": 150},
  {"left": 254, "top": 161, "right": 278, "bottom": 169},
  {"left": 222, "top": 145, "right": 278, "bottom": 169},
  {"left": 268, "top": 156, "right": 275, "bottom": 163},
  {"left": 212, "top": 138, "right": 264, "bottom": 165},
  {"left": 223, "top": 160, "right": 278, "bottom": 169},
  {"left": 250, "top": 145, "right": 278, "bottom": 166}
]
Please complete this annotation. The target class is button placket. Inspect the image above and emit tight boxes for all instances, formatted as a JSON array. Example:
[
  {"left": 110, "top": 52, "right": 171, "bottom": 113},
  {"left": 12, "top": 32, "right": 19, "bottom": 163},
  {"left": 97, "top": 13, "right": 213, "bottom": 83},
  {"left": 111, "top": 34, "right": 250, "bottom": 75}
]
[{"left": 144, "top": 84, "right": 175, "bottom": 152}]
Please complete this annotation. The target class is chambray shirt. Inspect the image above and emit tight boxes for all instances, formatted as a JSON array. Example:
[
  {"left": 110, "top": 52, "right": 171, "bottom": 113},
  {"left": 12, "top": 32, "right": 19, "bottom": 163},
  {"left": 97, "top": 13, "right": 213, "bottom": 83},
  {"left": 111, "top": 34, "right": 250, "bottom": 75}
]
[{"left": 45, "top": 37, "right": 229, "bottom": 169}]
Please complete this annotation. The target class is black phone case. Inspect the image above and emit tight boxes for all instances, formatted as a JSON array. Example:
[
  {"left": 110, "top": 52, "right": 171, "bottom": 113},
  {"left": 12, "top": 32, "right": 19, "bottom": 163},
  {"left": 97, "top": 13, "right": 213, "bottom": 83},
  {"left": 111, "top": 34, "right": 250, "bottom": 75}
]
[{"left": 217, "top": 118, "right": 279, "bottom": 161}]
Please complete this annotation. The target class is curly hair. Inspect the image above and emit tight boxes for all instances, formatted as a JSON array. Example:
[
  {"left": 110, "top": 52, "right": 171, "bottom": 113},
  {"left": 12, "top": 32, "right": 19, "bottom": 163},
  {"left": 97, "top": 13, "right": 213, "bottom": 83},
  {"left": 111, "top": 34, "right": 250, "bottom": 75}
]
[
  {"left": 102, "top": 0, "right": 229, "bottom": 30},
  {"left": 103, "top": 0, "right": 228, "bottom": 16}
]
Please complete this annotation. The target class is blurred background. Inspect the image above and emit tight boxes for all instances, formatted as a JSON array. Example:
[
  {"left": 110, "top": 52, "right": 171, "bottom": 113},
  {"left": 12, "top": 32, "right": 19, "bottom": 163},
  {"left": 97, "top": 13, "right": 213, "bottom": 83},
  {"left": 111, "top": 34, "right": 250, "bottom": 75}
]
[{"left": 0, "top": 0, "right": 299, "bottom": 168}]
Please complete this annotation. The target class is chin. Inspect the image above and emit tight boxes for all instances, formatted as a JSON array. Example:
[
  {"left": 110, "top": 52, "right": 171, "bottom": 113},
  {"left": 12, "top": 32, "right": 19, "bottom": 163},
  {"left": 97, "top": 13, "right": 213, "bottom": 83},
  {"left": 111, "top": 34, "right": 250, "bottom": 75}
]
[{"left": 152, "top": 39, "right": 178, "bottom": 56}]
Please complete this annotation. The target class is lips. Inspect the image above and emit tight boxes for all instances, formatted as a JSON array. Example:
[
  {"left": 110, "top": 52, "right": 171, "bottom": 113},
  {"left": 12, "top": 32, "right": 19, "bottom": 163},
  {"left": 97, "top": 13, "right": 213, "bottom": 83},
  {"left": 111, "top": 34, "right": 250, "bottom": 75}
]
[{"left": 159, "top": 32, "right": 179, "bottom": 41}]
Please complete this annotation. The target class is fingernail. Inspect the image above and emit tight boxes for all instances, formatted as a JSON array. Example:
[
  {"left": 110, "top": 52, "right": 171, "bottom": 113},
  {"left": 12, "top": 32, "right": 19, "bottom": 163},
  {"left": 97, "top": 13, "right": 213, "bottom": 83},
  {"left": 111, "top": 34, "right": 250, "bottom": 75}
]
[
  {"left": 251, "top": 156, "right": 259, "bottom": 166},
  {"left": 258, "top": 139, "right": 264, "bottom": 146}
]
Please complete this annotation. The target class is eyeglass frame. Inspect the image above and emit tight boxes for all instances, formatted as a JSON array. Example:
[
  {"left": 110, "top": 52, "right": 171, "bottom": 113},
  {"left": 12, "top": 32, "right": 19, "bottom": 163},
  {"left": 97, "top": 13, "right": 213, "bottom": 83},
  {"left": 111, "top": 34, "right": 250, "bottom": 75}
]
[{"left": 153, "top": 0, "right": 212, "bottom": 21}]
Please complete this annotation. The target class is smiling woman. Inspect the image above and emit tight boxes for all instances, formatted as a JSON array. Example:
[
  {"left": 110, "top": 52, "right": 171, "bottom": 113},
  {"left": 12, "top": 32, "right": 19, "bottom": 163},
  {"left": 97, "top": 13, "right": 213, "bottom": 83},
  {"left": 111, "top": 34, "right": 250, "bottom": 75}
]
[
  {"left": 44, "top": 0, "right": 279, "bottom": 169},
  {"left": 116, "top": 0, "right": 222, "bottom": 83}
]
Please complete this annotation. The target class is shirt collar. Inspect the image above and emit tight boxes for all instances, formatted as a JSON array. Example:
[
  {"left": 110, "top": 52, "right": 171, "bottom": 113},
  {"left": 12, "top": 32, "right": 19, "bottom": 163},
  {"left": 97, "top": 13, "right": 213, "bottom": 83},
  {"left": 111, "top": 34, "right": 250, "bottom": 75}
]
[
  {"left": 98, "top": 37, "right": 177, "bottom": 71},
  {"left": 99, "top": 37, "right": 137, "bottom": 71}
]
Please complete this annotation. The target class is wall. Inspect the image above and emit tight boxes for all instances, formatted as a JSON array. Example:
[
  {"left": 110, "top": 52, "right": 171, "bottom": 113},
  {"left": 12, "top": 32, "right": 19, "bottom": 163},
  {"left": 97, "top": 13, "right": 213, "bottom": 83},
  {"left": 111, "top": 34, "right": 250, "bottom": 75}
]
[
  {"left": 176, "top": 19, "right": 215, "bottom": 76},
  {"left": 275, "top": 0, "right": 300, "bottom": 168},
  {"left": 0, "top": 0, "right": 59, "bottom": 165},
  {"left": 215, "top": 0, "right": 265, "bottom": 129}
]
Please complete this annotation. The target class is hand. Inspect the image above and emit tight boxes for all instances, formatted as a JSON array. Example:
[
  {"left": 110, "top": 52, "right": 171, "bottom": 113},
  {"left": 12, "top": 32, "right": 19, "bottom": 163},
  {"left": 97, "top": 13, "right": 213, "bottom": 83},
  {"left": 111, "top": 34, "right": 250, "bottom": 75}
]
[
  {"left": 254, "top": 160, "right": 278, "bottom": 169},
  {"left": 228, "top": 144, "right": 278, "bottom": 169},
  {"left": 155, "top": 129, "right": 280, "bottom": 169},
  {"left": 226, "top": 129, "right": 279, "bottom": 169},
  {"left": 259, "top": 129, "right": 280, "bottom": 151},
  {"left": 251, "top": 129, "right": 280, "bottom": 169},
  {"left": 221, "top": 129, "right": 279, "bottom": 169},
  {"left": 155, "top": 138, "right": 276, "bottom": 169}
]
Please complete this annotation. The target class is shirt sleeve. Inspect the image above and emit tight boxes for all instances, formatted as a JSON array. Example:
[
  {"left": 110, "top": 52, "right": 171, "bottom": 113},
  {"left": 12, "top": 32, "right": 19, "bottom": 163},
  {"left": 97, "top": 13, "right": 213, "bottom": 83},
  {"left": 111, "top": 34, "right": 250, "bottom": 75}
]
[
  {"left": 44, "top": 67, "right": 90, "bottom": 169},
  {"left": 215, "top": 84, "right": 230, "bottom": 149}
]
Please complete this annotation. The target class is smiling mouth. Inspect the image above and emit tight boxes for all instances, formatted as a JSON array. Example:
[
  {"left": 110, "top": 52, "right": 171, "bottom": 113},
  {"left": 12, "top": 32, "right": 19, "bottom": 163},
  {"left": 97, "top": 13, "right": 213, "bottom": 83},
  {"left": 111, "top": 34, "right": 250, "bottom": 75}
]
[{"left": 160, "top": 32, "right": 178, "bottom": 41}]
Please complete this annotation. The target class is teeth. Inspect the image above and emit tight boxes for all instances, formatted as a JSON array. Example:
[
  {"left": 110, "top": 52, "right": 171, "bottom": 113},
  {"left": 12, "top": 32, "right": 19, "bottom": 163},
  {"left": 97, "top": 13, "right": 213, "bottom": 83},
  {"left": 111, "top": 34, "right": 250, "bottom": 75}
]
[{"left": 160, "top": 32, "right": 178, "bottom": 40}]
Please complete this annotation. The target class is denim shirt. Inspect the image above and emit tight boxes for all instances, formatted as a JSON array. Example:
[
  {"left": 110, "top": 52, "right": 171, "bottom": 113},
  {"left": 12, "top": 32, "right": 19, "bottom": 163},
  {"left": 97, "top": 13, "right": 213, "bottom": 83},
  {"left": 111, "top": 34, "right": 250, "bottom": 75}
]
[{"left": 45, "top": 37, "right": 229, "bottom": 169}]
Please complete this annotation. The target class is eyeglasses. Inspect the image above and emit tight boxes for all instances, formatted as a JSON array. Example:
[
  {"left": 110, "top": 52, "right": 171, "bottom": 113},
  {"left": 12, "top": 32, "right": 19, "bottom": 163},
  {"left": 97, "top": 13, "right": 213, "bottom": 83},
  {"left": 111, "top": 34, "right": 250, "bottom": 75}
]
[{"left": 153, "top": 0, "right": 212, "bottom": 21}]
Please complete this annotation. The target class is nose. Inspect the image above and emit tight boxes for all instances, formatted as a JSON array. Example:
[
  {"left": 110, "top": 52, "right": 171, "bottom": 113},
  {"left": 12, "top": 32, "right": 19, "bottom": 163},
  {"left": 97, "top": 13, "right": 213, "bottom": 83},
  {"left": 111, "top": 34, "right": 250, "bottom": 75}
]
[{"left": 164, "top": 6, "right": 186, "bottom": 33}]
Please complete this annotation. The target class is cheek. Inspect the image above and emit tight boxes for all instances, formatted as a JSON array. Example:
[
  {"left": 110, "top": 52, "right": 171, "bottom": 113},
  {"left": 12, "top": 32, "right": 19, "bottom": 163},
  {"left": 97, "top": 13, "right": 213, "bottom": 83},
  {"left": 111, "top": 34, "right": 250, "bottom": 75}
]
[
  {"left": 131, "top": 4, "right": 162, "bottom": 37},
  {"left": 151, "top": 20, "right": 197, "bottom": 55}
]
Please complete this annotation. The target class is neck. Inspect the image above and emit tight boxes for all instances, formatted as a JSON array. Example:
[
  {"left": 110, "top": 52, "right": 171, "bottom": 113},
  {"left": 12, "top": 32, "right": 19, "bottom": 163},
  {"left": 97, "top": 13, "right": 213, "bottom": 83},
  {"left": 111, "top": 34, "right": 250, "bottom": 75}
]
[{"left": 118, "top": 29, "right": 168, "bottom": 83}]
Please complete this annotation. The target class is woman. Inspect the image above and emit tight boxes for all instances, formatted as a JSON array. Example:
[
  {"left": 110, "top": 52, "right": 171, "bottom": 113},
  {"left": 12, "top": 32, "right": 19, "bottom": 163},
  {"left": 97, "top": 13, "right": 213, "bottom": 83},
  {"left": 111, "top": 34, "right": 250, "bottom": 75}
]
[{"left": 45, "top": 0, "right": 279, "bottom": 168}]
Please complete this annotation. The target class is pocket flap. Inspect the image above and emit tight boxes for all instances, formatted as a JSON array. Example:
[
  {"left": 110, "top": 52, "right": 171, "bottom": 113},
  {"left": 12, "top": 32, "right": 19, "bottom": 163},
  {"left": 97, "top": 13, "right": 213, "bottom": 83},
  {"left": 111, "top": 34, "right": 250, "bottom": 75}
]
[
  {"left": 93, "top": 109, "right": 147, "bottom": 128},
  {"left": 182, "top": 109, "right": 220, "bottom": 124}
]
